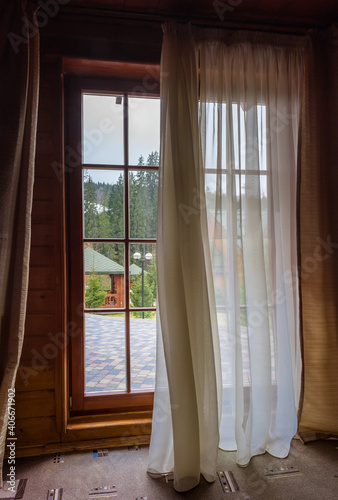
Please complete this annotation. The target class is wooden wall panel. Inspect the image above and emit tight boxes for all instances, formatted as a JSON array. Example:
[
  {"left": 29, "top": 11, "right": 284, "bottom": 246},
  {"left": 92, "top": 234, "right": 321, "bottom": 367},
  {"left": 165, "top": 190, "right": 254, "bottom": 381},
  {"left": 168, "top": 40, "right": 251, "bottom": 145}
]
[
  {"left": 35, "top": 154, "right": 57, "bottom": 178},
  {"left": 20, "top": 337, "right": 58, "bottom": 365},
  {"left": 25, "top": 314, "right": 56, "bottom": 336},
  {"left": 26, "top": 291, "right": 56, "bottom": 314},
  {"left": 16, "top": 365, "right": 55, "bottom": 392},
  {"left": 28, "top": 267, "right": 56, "bottom": 290},
  {"left": 31, "top": 200, "right": 54, "bottom": 224},
  {"left": 29, "top": 247, "right": 55, "bottom": 268},
  {"left": 33, "top": 177, "right": 55, "bottom": 200},
  {"left": 15, "top": 56, "right": 65, "bottom": 453},
  {"left": 37, "top": 109, "right": 53, "bottom": 133},
  {"left": 15, "top": 391, "right": 56, "bottom": 419},
  {"left": 31, "top": 224, "right": 55, "bottom": 246},
  {"left": 35, "top": 132, "right": 54, "bottom": 156},
  {"left": 15, "top": 417, "right": 60, "bottom": 447}
]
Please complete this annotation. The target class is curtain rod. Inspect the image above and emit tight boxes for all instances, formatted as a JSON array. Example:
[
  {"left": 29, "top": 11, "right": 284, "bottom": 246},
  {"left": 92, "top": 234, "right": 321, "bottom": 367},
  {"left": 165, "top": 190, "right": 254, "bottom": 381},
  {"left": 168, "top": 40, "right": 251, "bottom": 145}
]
[{"left": 56, "top": 6, "right": 310, "bottom": 36}]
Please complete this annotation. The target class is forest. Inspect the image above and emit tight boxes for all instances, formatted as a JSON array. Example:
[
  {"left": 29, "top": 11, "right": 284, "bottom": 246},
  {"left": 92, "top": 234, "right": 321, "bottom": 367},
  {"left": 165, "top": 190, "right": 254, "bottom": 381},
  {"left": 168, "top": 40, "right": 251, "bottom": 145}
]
[{"left": 84, "top": 152, "right": 159, "bottom": 311}]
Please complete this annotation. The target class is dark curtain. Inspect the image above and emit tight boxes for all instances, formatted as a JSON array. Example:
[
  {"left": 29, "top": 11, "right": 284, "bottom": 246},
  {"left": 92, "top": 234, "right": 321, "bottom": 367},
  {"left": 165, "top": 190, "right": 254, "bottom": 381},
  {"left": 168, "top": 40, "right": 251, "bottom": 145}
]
[
  {"left": 0, "top": 0, "right": 39, "bottom": 487},
  {"left": 298, "top": 27, "right": 338, "bottom": 441}
]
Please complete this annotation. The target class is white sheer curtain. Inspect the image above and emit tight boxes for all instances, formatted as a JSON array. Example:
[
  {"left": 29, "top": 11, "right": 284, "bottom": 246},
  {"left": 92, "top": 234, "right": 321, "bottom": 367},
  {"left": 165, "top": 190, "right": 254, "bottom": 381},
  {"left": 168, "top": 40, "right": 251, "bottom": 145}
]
[
  {"left": 148, "top": 25, "right": 304, "bottom": 491},
  {"left": 199, "top": 39, "right": 303, "bottom": 465},
  {"left": 148, "top": 25, "right": 221, "bottom": 493}
]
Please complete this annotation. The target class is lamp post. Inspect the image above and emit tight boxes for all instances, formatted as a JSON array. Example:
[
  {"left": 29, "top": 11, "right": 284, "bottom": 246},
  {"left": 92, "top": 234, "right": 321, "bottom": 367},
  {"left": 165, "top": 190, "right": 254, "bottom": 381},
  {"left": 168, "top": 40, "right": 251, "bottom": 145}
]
[{"left": 133, "top": 251, "right": 152, "bottom": 319}]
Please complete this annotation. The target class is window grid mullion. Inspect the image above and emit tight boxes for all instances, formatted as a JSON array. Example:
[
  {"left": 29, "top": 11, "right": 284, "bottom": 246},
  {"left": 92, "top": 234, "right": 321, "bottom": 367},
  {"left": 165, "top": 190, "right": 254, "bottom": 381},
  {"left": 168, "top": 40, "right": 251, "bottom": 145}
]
[{"left": 124, "top": 93, "right": 131, "bottom": 394}]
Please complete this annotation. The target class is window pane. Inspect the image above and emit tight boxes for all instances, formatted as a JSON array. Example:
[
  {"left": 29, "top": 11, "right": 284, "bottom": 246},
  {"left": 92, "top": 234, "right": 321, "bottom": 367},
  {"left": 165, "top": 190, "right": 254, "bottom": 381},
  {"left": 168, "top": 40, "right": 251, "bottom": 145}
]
[
  {"left": 129, "top": 243, "right": 157, "bottom": 309},
  {"left": 128, "top": 97, "right": 160, "bottom": 166},
  {"left": 82, "top": 94, "right": 124, "bottom": 165},
  {"left": 83, "top": 169, "right": 124, "bottom": 238},
  {"left": 85, "top": 312, "right": 126, "bottom": 393},
  {"left": 205, "top": 173, "right": 229, "bottom": 307},
  {"left": 84, "top": 243, "right": 125, "bottom": 309},
  {"left": 129, "top": 170, "right": 158, "bottom": 239},
  {"left": 130, "top": 312, "right": 156, "bottom": 391}
]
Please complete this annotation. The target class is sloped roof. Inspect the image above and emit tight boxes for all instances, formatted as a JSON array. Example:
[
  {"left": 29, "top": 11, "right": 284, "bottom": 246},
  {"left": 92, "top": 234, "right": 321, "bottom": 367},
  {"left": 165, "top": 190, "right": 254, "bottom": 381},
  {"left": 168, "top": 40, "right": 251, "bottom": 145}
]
[
  {"left": 84, "top": 247, "right": 143, "bottom": 275},
  {"left": 130, "top": 263, "right": 143, "bottom": 276},
  {"left": 84, "top": 247, "right": 124, "bottom": 274}
]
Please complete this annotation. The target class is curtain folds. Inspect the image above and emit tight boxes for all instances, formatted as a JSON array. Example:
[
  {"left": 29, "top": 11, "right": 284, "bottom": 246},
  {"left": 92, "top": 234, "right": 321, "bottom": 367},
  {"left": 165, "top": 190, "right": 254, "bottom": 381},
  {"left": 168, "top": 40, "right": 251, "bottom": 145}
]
[
  {"left": 297, "top": 28, "right": 338, "bottom": 442},
  {"left": 0, "top": 1, "right": 39, "bottom": 488},
  {"left": 149, "top": 24, "right": 304, "bottom": 491},
  {"left": 199, "top": 41, "right": 303, "bottom": 465},
  {"left": 148, "top": 25, "right": 221, "bottom": 492}
]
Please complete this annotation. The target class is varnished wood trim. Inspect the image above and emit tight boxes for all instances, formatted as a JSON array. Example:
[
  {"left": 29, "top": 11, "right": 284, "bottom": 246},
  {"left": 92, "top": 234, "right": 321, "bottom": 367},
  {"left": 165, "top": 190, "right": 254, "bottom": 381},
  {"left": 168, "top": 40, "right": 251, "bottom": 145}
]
[{"left": 8, "top": 434, "right": 151, "bottom": 458}]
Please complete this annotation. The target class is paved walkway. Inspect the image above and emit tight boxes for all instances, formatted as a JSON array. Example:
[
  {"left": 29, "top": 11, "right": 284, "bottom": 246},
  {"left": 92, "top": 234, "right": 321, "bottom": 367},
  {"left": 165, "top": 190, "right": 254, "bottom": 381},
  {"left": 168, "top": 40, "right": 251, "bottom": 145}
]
[
  {"left": 84, "top": 313, "right": 270, "bottom": 394},
  {"left": 85, "top": 314, "right": 156, "bottom": 393}
]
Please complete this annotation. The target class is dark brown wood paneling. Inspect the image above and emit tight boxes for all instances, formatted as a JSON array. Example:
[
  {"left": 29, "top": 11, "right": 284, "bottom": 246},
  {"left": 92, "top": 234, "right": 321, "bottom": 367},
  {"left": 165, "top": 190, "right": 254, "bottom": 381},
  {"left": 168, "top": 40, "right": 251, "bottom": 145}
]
[
  {"left": 28, "top": 268, "right": 56, "bottom": 290},
  {"left": 15, "top": 391, "right": 56, "bottom": 419},
  {"left": 35, "top": 132, "right": 54, "bottom": 156},
  {"left": 31, "top": 224, "right": 55, "bottom": 246},
  {"left": 37, "top": 109, "right": 53, "bottom": 133},
  {"left": 29, "top": 247, "right": 55, "bottom": 268},
  {"left": 35, "top": 154, "right": 57, "bottom": 178},
  {"left": 25, "top": 313, "right": 56, "bottom": 336},
  {"left": 58, "top": 0, "right": 338, "bottom": 27},
  {"left": 21, "top": 336, "right": 60, "bottom": 364},
  {"left": 26, "top": 291, "right": 56, "bottom": 314},
  {"left": 33, "top": 177, "right": 55, "bottom": 200},
  {"left": 31, "top": 200, "right": 54, "bottom": 224},
  {"left": 38, "top": 84, "right": 52, "bottom": 110},
  {"left": 15, "top": 417, "right": 60, "bottom": 447},
  {"left": 16, "top": 364, "right": 55, "bottom": 392}
]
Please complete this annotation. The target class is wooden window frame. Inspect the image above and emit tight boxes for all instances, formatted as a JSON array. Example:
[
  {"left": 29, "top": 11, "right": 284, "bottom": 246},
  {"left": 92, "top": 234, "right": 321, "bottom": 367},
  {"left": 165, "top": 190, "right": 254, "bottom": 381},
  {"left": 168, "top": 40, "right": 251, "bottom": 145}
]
[{"left": 66, "top": 76, "right": 159, "bottom": 415}]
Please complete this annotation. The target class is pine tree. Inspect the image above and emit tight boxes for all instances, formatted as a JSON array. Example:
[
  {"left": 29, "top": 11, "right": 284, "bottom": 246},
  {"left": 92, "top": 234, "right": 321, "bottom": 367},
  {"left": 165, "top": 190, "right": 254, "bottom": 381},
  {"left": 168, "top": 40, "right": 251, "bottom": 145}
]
[
  {"left": 130, "top": 171, "right": 147, "bottom": 238},
  {"left": 130, "top": 272, "right": 154, "bottom": 317},
  {"left": 83, "top": 153, "right": 159, "bottom": 286},
  {"left": 146, "top": 151, "right": 159, "bottom": 166},
  {"left": 85, "top": 274, "right": 107, "bottom": 308},
  {"left": 83, "top": 170, "right": 99, "bottom": 238},
  {"left": 108, "top": 173, "right": 124, "bottom": 238}
]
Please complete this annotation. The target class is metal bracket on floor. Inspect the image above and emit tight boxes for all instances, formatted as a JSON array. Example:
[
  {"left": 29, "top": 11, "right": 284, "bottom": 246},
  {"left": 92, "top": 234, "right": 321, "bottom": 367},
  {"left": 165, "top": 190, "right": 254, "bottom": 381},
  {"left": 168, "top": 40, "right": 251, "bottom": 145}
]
[
  {"left": 46, "top": 489, "right": 63, "bottom": 500},
  {"left": 264, "top": 465, "right": 301, "bottom": 478},
  {"left": 92, "top": 449, "right": 108, "bottom": 458},
  {"left": 218, "top": 471, "right": 239, "bottom": 493},
  {"left": 128, "top": 445, "right": 140, "bottom": 451},
  {"left": 165, "top": 474, "right": 174, "bottom": 484},
  {"left": 89, "top": 486, "right": 117, "bottom": 497}
]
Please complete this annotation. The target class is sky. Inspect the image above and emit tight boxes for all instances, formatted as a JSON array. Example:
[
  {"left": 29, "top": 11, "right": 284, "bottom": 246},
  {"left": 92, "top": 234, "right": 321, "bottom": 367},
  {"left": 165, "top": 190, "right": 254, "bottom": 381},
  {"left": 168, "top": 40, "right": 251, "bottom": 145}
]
[
  {"left": 82, "top": 94, "right": 160, "bottom": 184},
  {"left": 82, "top": 95, "right": 267, "bottom": 196}
]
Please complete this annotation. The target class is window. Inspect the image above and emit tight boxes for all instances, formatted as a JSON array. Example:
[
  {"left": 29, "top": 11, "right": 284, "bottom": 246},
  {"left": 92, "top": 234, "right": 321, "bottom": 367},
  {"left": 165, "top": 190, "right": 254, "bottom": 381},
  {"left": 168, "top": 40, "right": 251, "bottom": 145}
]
[
  {"left": 203, "top": 103, "right": 272, "bottom": 388},
  {"left": 66, "top": 77, "right": 159, "bottom": 413}
]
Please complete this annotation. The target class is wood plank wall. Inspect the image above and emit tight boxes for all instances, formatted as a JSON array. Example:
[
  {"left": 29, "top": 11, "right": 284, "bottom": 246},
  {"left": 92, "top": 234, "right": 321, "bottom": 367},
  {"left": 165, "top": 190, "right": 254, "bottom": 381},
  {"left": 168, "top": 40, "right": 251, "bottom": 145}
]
[
  {"left": 14, "top": 57, "right": 65, "bottom": 451},
  {"left": 4, "top": 2, "right": 337, "bottom": 457},
  {"left": 7, "top": 13, "right": 164, "bottom": 456}
]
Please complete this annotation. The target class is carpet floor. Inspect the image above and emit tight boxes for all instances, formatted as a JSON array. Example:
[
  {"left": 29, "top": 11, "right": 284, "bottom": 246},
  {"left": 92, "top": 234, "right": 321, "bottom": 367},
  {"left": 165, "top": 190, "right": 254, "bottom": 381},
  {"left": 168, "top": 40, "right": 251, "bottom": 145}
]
[{"left": 1, "top": 438, "right": 337, "bottom": 499}]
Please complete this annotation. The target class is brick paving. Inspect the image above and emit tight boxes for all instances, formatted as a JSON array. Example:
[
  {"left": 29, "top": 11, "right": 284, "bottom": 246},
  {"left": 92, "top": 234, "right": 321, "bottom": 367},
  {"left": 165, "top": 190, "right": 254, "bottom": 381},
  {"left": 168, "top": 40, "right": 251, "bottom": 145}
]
[
  {"left": 84, "top": 313, "right": 273, "bottom": 394},
  {"left": 85, "top": 314, "right": 156, "bottom": 393}
]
